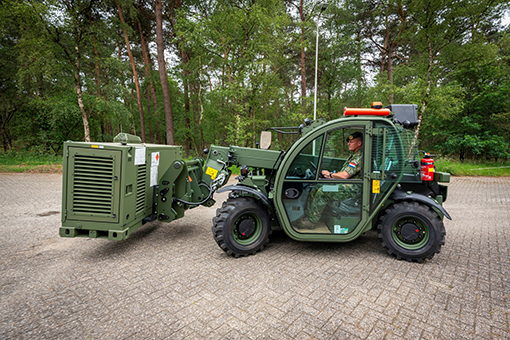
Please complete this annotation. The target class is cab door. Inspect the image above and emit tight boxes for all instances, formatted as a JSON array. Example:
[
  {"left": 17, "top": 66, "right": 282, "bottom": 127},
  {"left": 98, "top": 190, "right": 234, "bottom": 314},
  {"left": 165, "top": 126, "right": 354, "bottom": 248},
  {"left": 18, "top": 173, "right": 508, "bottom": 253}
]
[
  {"left": 369, "top": 121, "right": 406, "bottom": 214},
  {"left": 273, "top": 122, "right": 370, "bottom": 242}
]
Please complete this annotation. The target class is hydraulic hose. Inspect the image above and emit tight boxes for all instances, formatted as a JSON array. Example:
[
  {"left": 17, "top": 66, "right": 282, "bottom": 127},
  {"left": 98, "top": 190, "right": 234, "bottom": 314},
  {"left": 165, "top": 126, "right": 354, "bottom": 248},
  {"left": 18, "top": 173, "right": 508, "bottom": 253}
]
[
  {"left": 172, "top": 172, "right": 227, "bottom": 206},
  {"left": 172, "top": 181, "right": 214, "bottom": 206}
]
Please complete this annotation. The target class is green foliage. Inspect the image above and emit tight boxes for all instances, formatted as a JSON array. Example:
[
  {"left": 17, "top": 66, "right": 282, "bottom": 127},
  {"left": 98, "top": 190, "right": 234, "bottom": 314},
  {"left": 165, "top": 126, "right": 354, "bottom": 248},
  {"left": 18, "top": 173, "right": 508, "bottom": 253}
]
[
  {"left": 20, "top": 92, "right": 84, "bottom": 153},
  {"left": 0, "top": 0, "right": 509, "bottom": 168},
  {"left": 441, "top": 132, "right": 509, "bottom": 161}
]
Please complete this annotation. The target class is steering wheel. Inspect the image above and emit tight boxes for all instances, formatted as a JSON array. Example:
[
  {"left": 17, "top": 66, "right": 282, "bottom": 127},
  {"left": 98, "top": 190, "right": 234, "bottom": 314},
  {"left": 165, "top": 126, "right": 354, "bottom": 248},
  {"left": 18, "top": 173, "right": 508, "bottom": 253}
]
[{"left": 308, "top": 161, "right": 325, "bottom": 179}]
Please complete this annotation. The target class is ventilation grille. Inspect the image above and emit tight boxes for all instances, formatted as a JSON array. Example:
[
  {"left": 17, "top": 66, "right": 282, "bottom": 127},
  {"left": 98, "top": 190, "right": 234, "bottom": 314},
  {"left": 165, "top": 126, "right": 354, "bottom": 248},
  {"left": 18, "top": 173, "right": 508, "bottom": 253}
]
[
  {"left": 136, "top": 164, "right": 146, "bottom": 216},
  {"left": 72, "top": 154, "right": 114, "bottom": 215}
]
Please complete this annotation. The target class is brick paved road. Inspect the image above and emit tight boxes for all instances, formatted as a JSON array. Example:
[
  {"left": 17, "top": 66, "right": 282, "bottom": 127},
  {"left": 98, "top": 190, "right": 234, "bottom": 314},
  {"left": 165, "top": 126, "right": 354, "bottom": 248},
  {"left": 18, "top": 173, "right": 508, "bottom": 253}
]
[{"left": 0, "top": 174, "right": 509, "bottom": 339}]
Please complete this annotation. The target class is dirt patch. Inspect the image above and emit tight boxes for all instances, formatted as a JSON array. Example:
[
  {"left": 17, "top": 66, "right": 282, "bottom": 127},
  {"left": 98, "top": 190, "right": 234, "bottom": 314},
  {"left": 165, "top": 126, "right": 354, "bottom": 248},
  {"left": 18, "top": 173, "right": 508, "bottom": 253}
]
[
  {"left": 0, "top": 164, "right": 63, "bottom": 173},
  {"left": 37, "top": 210, "right": 61, "bottom": 217},
  {"left": 27, "top": 164, "right": 62, "bottom": 173}
]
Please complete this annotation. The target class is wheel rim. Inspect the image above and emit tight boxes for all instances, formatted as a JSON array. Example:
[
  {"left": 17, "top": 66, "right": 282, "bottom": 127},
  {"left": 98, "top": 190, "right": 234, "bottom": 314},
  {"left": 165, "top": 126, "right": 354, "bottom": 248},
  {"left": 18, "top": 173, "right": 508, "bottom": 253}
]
[
  {"left": 233, "top": 213, "right": 263, "bottom": 245},
  {"left": 392, "top": 216, "right": 430, "bottom": 250}
]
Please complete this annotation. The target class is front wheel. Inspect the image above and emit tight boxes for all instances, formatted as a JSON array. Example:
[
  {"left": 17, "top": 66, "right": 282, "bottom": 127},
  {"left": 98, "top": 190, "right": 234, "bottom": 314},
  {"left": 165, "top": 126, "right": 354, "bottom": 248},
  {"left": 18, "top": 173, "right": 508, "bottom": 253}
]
[
  {"left": 377, "top": 201, "right": 446, "bottom": 262},
  {"left": 212, "top": 197, "right": 272, "bottom": 257}
]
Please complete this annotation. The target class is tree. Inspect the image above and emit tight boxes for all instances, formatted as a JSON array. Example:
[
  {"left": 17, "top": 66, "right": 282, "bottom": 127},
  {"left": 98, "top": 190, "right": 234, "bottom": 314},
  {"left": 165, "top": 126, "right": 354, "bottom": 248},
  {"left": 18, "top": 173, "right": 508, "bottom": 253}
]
[
  {"left": 36, "top": 0, "right": 107, "bottom": 142},
  {"left": 0, "top": 0, "right": 23, "bottom": 150},
  {"left": 117, "top": 0, "right": 146, "bottom": 142},
  {"left": 361, "top": 0, "right": 410, "bottom": 104},
  {"left": 407, "top": 0, "right": 508, "bottom": 138},
  {"left": 137, "top": 4, "right": 160, "bottom": 143},
  {"left": 155, "top": 0, "right": 175, "bottom": 145},
  {"left": 318, "top": 0, "right": 369, "bottom": 117}
]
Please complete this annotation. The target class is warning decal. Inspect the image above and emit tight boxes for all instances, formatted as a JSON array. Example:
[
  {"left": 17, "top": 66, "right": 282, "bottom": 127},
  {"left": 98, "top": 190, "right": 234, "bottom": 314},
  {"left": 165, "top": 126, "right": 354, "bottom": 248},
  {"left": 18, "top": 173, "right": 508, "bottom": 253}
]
[
  {"left": 151, "top": 152, "right": 160, "bottom": 167},
  {"left": 372, "top": 179, "right": 380, "bottom": 194},
  {"left": 206, "top": 167, "right": 218, "bottom": 180}
]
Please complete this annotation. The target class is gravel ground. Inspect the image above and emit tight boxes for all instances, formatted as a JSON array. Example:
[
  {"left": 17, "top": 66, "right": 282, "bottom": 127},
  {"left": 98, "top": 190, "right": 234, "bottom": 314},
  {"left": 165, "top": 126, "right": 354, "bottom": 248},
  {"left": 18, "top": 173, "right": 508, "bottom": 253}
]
[{"left": 0, "top": 174, "right": 509, "bottom": 339}]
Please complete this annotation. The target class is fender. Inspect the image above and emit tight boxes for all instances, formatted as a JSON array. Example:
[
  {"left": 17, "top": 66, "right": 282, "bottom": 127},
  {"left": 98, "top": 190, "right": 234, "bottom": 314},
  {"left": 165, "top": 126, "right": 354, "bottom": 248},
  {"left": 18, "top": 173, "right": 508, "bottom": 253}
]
[
  {"left": 217, "top": 185, "right": 271, "bottom": 207},
  {"left": 390, "top": 190, "right": 452, "bottom": 220}
]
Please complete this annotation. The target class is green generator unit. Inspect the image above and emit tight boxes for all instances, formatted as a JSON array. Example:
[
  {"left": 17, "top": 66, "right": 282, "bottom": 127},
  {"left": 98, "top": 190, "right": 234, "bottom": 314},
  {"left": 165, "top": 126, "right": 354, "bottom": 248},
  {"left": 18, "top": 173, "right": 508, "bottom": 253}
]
[{"left": 60, "top": 133, "right": 225, "bottom": 241}]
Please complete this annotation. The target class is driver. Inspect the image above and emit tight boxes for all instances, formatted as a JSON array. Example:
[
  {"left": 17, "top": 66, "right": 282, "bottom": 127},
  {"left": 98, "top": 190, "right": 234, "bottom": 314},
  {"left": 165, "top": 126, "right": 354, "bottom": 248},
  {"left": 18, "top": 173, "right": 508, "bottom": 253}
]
[
  {"left": 321, "top": 131, "right": 363, "bottom": 179},
  {"left": 294, "top": 132, "right": 363, "bottom": 230}
]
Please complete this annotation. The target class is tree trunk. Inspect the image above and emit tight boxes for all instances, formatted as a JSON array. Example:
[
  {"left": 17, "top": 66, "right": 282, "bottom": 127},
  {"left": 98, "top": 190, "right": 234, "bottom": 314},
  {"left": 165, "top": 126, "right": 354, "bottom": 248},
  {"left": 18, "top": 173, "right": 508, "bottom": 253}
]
[
  {"left": 380, "top": 18, "right": 389, "bottom": 77},
  {"left": 299, "top": 0, "right": 307, "bottom": 115},
  {"left": 0, "top": 108, "right": 14, "bottom": 151},
  {"left": 90, "top": 15, "right": 102, "bottom": 98},
  {"left": 415, "top": 35, "right": 434, "bottom": 140},
  {"left": 1, "top": 128, "right": 12, "bottom": 151},
  {"left": 155, "top": 0, "right": 175, "bottom": 145},
  {"left": 75, "top": 70, "right": 91, "bottom": 143},
  {"left": 138, "top": 18, "right": 160, "bottom": 144},
  {"left": 146, "top": 88, "right": 154, "bottom": 143},
  {"left": 91, "top": 19, "right": 105, "bottom": 141},
  {"left": 70, "top": 41, "right": 90, "bottom": 143},
  {"left": 181, "top": 49, "right": 191, "bottom": 156},
  {"left": 388, "top": 44, "right": 394, "bottom": 104},
  {"left": 117, "top": 2, "right": 146, "bottom": 142},
  {"left": 196, "top": 66, "right": 205, "bottom": 154},
  {"left": 355, "top": 26, "right": 363, "bottom": 106},
  {"left": 171, "top": 0, "right": 191, "bottom": 154}
]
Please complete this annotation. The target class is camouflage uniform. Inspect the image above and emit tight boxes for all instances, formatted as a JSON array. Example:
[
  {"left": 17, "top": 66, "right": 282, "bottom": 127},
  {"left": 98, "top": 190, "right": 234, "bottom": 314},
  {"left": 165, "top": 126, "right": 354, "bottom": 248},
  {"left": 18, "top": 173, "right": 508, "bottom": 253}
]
[{"left": 305, "top": 149, "right": 363, "bottom": 223}]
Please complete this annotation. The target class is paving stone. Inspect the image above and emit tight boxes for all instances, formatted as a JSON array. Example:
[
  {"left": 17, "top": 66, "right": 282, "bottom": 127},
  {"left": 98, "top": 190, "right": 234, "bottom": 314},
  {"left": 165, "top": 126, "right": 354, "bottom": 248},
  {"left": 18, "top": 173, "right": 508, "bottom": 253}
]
[{"left": 1, "top": 174, "right": 510, "bottom": 339}]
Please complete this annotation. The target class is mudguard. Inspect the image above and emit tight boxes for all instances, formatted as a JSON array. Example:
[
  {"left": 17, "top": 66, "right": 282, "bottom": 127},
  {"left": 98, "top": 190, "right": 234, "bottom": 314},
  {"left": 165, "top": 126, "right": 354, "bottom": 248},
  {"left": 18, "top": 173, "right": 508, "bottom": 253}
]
[
  {"left": 390, "top": 190, "right": 451, "bottom": 220},
  {"left": 217, "top": 185, "right": 271, "bottom": 207}
]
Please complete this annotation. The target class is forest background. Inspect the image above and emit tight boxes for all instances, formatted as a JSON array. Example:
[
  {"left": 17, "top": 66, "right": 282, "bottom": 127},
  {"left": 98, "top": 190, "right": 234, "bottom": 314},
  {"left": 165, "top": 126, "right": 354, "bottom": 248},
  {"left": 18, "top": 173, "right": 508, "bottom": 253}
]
[{"left": 1, "top": 0, "right": 510, "bottom": 165}]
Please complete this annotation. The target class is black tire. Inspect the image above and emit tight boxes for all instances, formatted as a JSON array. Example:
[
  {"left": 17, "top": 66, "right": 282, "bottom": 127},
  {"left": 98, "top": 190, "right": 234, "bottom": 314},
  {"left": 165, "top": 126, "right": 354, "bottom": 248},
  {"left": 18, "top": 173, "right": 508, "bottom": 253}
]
[
  {"left": 212, "top": 197, "right": 272, "bottom": 257},
  {"left": 377, "top": 201, "right": 446, "bottom": 262}
]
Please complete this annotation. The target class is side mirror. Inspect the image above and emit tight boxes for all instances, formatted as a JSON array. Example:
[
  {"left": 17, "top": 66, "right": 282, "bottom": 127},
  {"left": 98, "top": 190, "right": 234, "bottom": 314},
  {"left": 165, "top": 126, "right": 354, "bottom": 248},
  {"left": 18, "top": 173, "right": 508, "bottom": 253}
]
[{"left": 260, "top": 131, "right": 272, "bottom": 150}]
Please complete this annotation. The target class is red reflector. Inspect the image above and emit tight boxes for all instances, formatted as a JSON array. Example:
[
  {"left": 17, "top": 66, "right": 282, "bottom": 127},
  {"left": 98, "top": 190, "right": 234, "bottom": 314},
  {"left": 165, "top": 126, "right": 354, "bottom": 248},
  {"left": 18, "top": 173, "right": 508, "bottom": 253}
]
[
  {"left": 416, "top": 229, "right": 419, "bottom": 233},
  {"left": 343, "top": 107, "right": 391, "bottom": 116}
]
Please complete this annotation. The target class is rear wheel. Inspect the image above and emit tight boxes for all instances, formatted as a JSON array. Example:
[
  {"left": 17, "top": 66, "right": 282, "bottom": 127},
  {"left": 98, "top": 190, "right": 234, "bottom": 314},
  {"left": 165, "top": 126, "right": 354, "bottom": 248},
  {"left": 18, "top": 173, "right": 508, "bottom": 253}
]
[
  {"left": 212, "top": 197, "right": 272, "bottom": 257},
  {"left": 377, "top": 201, "right": 445, "bottom": 262}
]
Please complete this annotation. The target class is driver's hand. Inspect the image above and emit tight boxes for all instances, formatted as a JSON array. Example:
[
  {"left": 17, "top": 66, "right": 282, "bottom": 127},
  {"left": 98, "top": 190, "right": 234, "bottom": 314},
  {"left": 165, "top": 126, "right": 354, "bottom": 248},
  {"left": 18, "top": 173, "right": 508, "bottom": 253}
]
[{"left": 322, "top": 170, "right": 330, "bottom": 178}]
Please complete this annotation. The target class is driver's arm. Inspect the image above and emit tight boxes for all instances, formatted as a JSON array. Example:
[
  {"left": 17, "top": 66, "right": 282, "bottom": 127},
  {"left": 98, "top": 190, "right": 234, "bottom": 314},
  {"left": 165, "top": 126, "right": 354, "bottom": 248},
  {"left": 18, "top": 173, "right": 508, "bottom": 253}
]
[
  {"left": 321, "top": 170, "right": 350, "bottom": 179},
  {"left": 322, "top": 153, "right": 362, "bottom": 179}
]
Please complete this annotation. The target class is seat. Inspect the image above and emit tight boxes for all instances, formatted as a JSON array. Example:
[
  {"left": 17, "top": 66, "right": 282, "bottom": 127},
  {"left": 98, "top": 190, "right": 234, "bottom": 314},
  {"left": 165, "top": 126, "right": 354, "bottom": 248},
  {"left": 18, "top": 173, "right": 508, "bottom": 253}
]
[{"left": 323, "top": 192, "right": 362, "bottom": 234}]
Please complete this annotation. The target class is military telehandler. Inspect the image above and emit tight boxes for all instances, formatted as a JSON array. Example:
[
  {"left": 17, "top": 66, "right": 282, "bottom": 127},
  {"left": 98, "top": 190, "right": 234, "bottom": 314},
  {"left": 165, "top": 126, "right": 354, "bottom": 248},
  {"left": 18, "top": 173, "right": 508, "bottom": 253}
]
[{"left": 60, "top": 103, "right": 450, "bottom": 262}]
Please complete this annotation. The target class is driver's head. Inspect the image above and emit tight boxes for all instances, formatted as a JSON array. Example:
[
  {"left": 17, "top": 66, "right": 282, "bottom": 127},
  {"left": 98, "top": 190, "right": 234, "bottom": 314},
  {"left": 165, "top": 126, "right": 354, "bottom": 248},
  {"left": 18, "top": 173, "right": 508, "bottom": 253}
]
[{"left": 346, "top": 132, "right": 363, "bottom": 152}]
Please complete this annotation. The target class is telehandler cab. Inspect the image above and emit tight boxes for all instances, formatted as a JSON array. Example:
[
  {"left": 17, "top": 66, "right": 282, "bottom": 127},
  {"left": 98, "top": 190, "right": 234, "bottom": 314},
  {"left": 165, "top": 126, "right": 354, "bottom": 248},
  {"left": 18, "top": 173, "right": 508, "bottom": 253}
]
[{"left": 203, "top": 103, "right": 450, "bottom": 262}]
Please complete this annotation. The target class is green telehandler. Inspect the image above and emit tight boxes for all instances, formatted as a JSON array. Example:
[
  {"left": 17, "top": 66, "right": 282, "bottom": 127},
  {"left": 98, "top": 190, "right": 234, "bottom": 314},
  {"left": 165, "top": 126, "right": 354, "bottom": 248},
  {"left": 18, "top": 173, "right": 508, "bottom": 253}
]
[{"left": 60, "top": 103, "right": 450, "bottom": 262}]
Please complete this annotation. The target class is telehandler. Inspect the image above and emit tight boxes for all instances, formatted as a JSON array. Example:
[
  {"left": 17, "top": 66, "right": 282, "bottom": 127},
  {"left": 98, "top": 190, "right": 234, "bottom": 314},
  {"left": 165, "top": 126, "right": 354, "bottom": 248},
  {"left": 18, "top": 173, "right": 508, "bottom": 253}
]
[{"left": 60, "top": 103, "right": 450, "bottom": 262}]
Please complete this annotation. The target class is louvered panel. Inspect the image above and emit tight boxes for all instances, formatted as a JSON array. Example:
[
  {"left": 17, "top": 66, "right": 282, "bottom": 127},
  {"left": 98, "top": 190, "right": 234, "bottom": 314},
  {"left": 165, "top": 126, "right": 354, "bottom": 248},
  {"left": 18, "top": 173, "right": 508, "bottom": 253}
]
[
  {"left": 72, "top": 154, "right": 114, "bottom": 216},
  {"left": 136, "top": 164, "right": 147, "bottom": 216}
]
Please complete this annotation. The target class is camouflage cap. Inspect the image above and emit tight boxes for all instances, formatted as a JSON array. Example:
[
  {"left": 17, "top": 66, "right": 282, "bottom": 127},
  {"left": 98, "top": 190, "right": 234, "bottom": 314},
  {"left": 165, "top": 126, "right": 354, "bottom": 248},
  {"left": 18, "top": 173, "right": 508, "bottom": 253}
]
[{"left": 346, "top": 131, "right": 363, "bottom": 142}]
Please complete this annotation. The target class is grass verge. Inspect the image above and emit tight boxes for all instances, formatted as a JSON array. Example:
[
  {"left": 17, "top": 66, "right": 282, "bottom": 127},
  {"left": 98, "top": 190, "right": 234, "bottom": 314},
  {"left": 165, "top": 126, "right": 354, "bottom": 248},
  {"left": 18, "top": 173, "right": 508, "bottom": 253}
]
[
  {"left": 0, "top": 152, "right": 63, "bottom": 173},
  {"left": 435, "top": 158, "right": 510, "bottom": 176}
]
